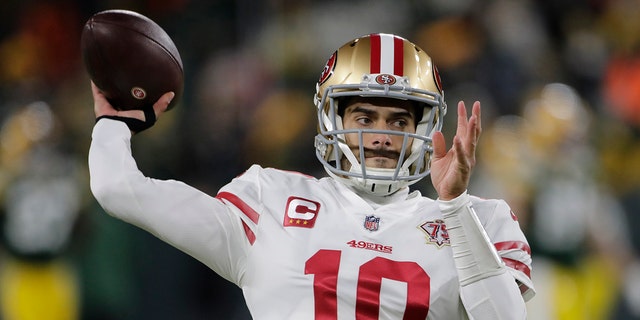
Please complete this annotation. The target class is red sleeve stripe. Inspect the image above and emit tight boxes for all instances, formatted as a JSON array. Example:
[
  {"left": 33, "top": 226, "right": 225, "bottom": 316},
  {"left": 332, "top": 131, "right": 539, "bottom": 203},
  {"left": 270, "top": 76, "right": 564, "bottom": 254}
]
[
  {"left": 216, "top": 191, "right": 259, "bottom": 245},
  {"left": 494, "top": 241, "right": 531, "bottom": 255},
  {"left": 502, "top": 257, "right": 531, "bottom": 279},
  {"left": 215, "top": 191, "right": 260, "bottom": 224},
  {"left": 241, "top": 221, "right": 256, "bottom": 245}
]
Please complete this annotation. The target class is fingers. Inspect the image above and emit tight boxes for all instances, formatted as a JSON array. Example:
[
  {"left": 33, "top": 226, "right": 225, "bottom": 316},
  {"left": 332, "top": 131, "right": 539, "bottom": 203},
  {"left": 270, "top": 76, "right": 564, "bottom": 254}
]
[
  {"left": 91, "top": 81, "right": 100, "bottom": 95},
  {"left": 91, "top": 80, "right": 174, "bottom": 122},
  {"left": 470, "top": 101, "right": 481, "bottom": 141},
  {"left": 472, "top": 101, "right": 482, "bottom": 135},
  {"left": 466, "top": 101, "right": 481, "bottom": 157},
  {"left": 452, "top": 135, "right": 469, "bottom": 170},
  {"left": 455, "top": 100, "right": 482, "bottom": 154},
  {"left": 456, "top": 101, "right": 468, "bottom": 139},
  {"left": 448, "top": 100, "right": 482, "bottom": 171},
  {"left": 432, "top": 131, "right": 446, "bottom": 159},
  {"left": 154, "top": 91, "right": 175, "bottom": 116},
  {"left": 435, "top": 100, "right": 482, "bottom": 160},
  {"left": 120, "top": 92, "right": 173, "bottom": 121},
  {"left": 92, "top": 81, "right": 117, "bottom": 118}
]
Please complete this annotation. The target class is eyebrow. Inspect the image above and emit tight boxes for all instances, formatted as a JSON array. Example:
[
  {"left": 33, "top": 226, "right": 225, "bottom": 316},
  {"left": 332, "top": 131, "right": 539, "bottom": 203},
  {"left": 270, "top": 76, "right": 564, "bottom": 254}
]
[{"left": 349, "top": 106, "right": 414, "bottom": 119}]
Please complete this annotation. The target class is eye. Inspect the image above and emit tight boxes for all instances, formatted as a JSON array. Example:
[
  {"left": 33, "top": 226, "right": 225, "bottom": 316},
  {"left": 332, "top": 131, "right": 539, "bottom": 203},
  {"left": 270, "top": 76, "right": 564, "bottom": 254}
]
[
  {"left": 390, "top": 119, "right": 409, "bottom": 129},
  {"left": 356, "top": 116, "right": 373, "bottom": 126}
]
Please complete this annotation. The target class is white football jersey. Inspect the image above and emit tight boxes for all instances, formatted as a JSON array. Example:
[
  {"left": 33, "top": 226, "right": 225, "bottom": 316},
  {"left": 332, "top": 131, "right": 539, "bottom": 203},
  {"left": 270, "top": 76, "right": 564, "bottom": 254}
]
[
  {"left": 89, "top": 120, "right": 534, "bottom": 320},
  {"left": 216, "top": 165, "right": 534, "bottom": 319}
]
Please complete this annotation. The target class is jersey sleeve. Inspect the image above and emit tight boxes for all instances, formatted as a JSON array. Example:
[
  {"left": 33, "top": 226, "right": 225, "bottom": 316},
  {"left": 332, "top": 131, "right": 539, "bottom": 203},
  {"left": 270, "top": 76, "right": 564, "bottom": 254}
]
[
  {"left": 474, "top": 197, "right": 536, "bottom": 301},
  {"left": 215, "top": 164, "right": 284, "bottom": 245},
  {"left": 89, "top": 119, "right": 250, "bottom": 284},
  {"left": 215, "top": 165, "right": 266, "bottom": 247}
]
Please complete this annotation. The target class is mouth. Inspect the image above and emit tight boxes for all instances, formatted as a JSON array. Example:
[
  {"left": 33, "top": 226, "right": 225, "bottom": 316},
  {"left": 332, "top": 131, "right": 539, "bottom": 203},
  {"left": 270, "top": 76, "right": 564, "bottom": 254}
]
[
  {"left": 342, "top": 148, "right": 402, "bottom": 170},
  {"left": 363, "top": 149, "right": 400, "bottom": 160},
  {"left": 352, "top": 149, "right": 401, "bottom": 169}
]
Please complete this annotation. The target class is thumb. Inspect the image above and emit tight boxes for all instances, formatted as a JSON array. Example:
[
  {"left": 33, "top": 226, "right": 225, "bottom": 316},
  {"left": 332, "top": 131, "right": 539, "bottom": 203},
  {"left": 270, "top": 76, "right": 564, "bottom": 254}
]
[
  {"left": 154, "top": 91, "right": 175, "bottom": 116},
  {"left": 112, "top": 91, "right": 175, "bottom": 123}
]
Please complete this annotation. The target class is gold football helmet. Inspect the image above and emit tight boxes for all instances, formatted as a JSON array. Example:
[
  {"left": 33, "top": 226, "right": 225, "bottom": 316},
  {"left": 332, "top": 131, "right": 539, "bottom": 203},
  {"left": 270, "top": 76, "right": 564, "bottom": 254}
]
[{"left": 314, "top": 33, "right": 447, "bottom": 195}]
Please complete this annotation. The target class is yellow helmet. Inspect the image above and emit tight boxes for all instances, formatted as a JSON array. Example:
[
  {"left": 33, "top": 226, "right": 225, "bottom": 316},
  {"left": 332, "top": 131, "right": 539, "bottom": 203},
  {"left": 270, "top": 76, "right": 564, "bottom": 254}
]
[{"left": 314, "top": 33, "right": 447, "bottom": 195}]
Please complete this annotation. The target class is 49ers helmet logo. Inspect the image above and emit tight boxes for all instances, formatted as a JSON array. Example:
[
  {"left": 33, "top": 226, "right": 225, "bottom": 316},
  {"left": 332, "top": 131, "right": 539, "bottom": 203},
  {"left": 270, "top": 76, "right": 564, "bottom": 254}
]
[
  {"left": 432, "top": 64, "right": 443, "bottom": 93},
  {"left": 318, "top": 51, "right": 337, "bottom": 85},
  {"left": 375, "top": 74, "right": 396, "bottom": 85}
]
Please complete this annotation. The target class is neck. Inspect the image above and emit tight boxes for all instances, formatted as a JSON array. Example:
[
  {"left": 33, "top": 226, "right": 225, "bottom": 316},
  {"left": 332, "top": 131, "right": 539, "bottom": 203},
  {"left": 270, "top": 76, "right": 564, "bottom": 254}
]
[{"left": 350, "top": 184, "right": 410, "bottom": 208}]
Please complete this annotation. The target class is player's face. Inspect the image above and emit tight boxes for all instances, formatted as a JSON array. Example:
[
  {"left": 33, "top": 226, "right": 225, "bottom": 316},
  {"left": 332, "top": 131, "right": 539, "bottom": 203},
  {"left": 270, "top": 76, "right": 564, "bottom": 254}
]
[{"left": 341, "top": 97, "right": 417, "bottom": 169}]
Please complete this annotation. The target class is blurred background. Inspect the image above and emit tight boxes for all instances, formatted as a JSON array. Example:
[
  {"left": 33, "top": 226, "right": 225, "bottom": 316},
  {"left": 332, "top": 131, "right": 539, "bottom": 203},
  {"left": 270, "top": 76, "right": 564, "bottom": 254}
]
[{"left": 0, "top": 0, "right": 639, "bottom": 319}]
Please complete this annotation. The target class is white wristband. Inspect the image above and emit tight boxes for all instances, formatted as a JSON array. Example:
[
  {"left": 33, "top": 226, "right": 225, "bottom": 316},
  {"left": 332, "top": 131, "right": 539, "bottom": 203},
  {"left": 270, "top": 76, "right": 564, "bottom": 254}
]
[{"left": 439, "top": 191, "right": 505, "bottom": 286}]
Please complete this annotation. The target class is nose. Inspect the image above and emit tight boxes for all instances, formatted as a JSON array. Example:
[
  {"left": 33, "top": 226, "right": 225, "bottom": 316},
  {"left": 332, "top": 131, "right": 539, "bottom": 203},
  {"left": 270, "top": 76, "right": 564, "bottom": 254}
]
[{"left": 368, "top": 125, "right": 392, "bottom": 147}]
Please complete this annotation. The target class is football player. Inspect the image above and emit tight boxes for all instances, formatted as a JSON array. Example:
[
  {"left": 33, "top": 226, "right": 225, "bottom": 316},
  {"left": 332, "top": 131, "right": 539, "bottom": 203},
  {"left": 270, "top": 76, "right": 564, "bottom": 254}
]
[{"left": 89, "top": 33, "right": 534, "bottom": 319}]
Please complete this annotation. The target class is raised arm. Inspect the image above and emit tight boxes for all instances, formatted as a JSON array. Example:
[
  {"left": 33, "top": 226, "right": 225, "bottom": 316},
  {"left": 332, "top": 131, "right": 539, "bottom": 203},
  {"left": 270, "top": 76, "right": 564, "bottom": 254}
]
[
  {"left": 88, "top": 83, "right": 248, "bottom": 282},
  {"left": 431, "top": 101, "right": 530, "bottom": 319}
]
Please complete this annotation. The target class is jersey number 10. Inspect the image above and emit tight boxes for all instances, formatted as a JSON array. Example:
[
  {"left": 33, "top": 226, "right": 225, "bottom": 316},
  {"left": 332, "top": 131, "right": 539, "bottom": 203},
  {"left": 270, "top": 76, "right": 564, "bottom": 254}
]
[{"left": 305, "top": 249, "right": 431, "bottom": 319}]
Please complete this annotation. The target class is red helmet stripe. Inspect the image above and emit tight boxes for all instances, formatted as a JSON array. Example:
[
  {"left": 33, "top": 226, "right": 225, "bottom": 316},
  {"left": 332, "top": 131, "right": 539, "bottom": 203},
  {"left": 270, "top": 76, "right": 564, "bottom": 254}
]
[
  {"left": 393, "top": 36, "right": 404, "bottom": 76},
  {"left": 370, "top": 34, "right": 381, "bottom": 73}
]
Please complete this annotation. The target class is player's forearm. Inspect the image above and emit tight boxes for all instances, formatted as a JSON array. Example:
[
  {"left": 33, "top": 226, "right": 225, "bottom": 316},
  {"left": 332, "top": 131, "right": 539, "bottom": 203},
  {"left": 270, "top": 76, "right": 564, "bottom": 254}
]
[
  {"left": 439, "top": 192, "right": 527, "bottom": 319},
  {"left": 459, "top": 272, "right": 526, "bottom": 319},
  {"left": 89, "top": 119, "right": 150, "bottom": 222}
]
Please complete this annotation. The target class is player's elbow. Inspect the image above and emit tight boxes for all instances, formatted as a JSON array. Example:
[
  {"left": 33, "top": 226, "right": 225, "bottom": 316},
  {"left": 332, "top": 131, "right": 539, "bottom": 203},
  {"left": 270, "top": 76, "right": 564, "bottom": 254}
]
[{"left": 89, "top": 173, "right": 134, "bottom": 217}]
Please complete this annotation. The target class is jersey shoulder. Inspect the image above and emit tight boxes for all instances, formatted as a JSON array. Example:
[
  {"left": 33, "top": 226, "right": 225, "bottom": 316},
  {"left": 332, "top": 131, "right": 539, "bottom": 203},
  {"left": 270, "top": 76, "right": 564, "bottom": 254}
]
[
  {"left": 244, "top": 164, "right": 318, "bottom": 183},
  {"left": 468, "top": 195, "right": 518, "bottom": 224},
  {"left": 467, "top": 195, "right": 524, "bottom": 241},
  {"left": 218, "top": 165, "right": 325, "bottom": 212},
  {"left": 222, "top": 165, "right": 318, "bottom": 191}
]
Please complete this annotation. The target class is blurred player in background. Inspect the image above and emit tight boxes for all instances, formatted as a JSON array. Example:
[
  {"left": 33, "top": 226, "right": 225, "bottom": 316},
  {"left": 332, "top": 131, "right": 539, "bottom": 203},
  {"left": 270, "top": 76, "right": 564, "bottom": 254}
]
[
  {"left": 88, "top": 33, "right": 534, "bottom": 319},
  {"left": 0, "top": 102, "right": 85, "bottom": 320}
]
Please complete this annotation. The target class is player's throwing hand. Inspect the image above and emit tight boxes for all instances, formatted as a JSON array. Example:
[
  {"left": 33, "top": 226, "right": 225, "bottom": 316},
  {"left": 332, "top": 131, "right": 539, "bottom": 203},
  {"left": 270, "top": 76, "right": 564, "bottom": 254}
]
[{"left": 92, "top": 81, "right": 174, "bottom": 133}]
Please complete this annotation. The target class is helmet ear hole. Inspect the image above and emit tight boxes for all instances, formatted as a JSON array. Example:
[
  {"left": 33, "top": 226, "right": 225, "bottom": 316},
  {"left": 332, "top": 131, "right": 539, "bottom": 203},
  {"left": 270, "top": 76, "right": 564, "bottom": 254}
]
[
  {"left": 413, "top": 102, "right": 425, "bottom": 126},
  {"left": 336, "top": 97, "right": 348, "bottom": 118}
]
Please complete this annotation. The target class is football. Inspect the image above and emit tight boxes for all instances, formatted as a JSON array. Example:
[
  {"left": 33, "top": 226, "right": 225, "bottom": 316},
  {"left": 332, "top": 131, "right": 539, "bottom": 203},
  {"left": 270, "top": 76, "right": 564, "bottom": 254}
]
[{"left": 81, "top": 9, "right": 183, "bottom": 111}]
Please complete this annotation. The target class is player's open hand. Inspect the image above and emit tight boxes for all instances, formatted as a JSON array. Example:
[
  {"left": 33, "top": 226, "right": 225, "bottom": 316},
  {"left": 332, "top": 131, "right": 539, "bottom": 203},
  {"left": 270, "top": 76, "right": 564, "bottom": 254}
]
[{"left": 430, "top": 101, "right": 482, "bottom": 201}]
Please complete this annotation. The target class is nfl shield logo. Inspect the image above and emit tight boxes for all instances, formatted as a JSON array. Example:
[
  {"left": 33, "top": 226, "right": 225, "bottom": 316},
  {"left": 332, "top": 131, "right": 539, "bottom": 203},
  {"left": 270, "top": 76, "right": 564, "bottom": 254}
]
[{"left": 364, "top": 215, "right": 380, "bottom": 231}]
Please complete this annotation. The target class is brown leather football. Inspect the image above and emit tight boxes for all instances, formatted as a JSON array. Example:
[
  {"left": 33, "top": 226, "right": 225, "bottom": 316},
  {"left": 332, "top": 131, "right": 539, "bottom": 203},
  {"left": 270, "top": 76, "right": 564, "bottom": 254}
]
[{"left": 81, "top": 9, "right": 183, "bottom": 111}]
